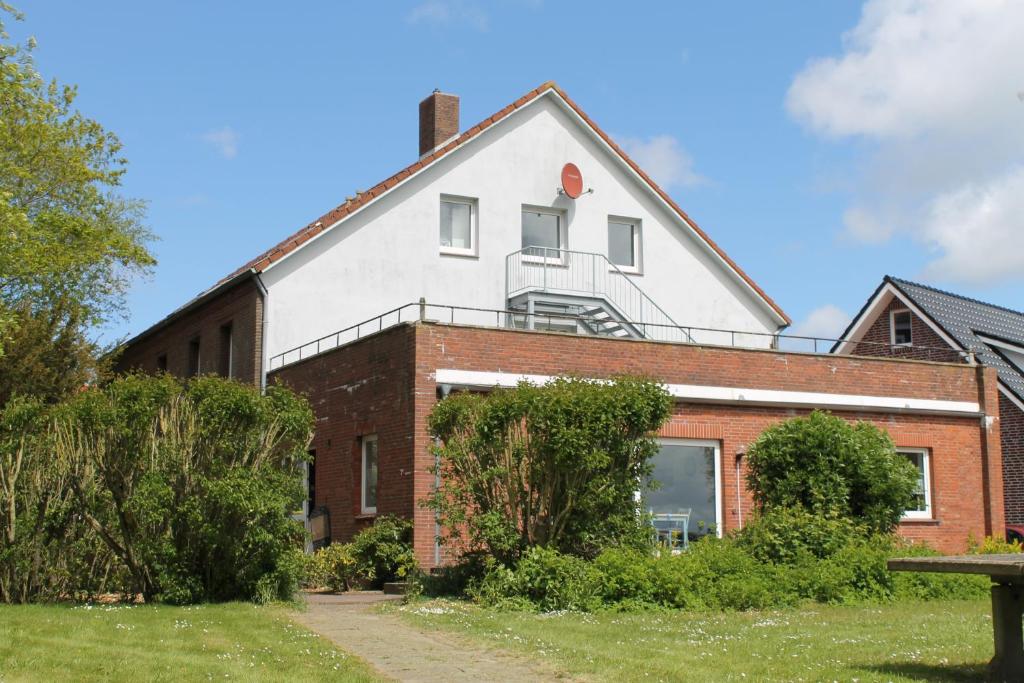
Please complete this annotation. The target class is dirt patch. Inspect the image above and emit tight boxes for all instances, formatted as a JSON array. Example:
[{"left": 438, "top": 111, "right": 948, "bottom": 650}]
[{"left": 291, "top": 592, "right": 575, "bottom": 682}]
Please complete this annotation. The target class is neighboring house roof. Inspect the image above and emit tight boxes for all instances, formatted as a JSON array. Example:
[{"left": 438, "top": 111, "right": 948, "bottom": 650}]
[
  {"left": 121, "top": 81, "right": 789, "bottom": 348},
  {"left": 837, "top": 275, "right": 1024, "bottom": 403}
]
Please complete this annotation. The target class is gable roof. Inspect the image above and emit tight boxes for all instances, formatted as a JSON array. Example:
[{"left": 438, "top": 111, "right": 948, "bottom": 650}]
[
  {"left": 124, "top": 82, "right": 789, "bottom": 347},
  {"left": 838, "top": 275, "right": 1024, "bottom": 402}
]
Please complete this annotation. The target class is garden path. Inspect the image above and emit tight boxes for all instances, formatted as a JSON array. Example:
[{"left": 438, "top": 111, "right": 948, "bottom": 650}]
[{"left": 291, "top": 592, "right": 574, "bottom": 682}]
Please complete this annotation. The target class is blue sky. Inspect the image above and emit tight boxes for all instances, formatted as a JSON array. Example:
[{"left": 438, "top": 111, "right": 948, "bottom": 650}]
[{"left": 11, "top": 1, "right": 1024, "bottom": 342}]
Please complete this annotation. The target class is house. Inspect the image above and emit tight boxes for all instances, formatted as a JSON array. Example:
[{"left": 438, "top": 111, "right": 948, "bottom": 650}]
[
  {"left": 116, "top": 83, "right": 1004, "bottom": 563},
  {"left": 834, "top": 276, "right": 1024, "bottom": 527}
]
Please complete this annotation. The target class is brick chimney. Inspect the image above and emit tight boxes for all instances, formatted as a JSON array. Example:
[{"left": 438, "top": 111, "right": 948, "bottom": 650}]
[{"left": 419, "top": 90, "right": 459, "bottom": 157}]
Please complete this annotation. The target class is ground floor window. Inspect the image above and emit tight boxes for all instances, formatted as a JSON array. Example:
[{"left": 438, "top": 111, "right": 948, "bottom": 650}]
[
  {"left": 898, "top": 448, "right": 931, "bottom": 519},
  {"left": 644, "top": 439, "right": 721, "bottom": 548},
  {"left": 362, "top": 435, "right": 378, "bottom": 514}
]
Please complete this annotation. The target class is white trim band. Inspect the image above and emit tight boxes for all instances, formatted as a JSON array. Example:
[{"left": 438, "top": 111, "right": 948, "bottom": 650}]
[{"left": 433, "top": 368, "right": 981, "bottom": 416}]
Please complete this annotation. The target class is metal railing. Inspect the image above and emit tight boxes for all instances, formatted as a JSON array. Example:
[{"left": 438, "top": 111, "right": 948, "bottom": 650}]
[
  {"left": 505, "top": 246, "right": 686, "bottom": 342},
  {"left": 267, "top": 300, "right": 971, "bottom": 371}
]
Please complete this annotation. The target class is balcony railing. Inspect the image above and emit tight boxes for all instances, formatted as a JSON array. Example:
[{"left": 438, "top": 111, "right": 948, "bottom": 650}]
[
  {"left": 505, "top": 247, "right": 687, "bottom": 342},
  {"left": 266, "top": 300, "right": 971, "bottom": 371}
]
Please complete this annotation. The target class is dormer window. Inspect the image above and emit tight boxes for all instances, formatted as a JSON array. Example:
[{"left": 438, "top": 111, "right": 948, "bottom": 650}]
[{"left": 891, "top": 309, "right": 912, "bottom": 346}]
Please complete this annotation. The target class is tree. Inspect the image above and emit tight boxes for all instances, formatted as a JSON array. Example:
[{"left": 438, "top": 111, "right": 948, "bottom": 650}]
[
  {"left": 0, "top": 5, "right": 153, "bottom": 392},
  {"left": 426, "top": 377, "right": 672, "bottom": 565},
  {"left": 744, "top": 410, "right": 919, "bottom": 534}
]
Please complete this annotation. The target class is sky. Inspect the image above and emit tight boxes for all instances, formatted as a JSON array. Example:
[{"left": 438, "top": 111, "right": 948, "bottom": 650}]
[{"left": 10, "top": 1, "right": 1024, "bottom": 344}]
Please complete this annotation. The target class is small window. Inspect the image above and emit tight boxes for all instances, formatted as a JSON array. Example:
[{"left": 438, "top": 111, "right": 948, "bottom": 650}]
[
  {"left": 187, "top": 337, "right": 201, "bottom": 377},
  {"left": 898, "top": 448, "right": 931, "bottom": 519},
  {"left": 218, "top": 323, "right": 233, "bottom": 377},
  {"left": 361, "top": 435, "right": 378, "bottom": 514},
  {"left": 522, "top": 208, "right": 564, "bottom": 259},
  {"left": 608, "top": 218, "right": 641, "bottom": 271},
  {"left": 156, "top": 354, "right": 168, "bottom": 372},
  {"left": 440, "top": 197, "right": 476, "bottom": 256},
  {"left": 891, "top": 309, "right": 912, "bottom": 346}
]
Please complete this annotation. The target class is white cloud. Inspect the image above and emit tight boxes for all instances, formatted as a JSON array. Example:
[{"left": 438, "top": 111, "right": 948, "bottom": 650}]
[
  {"left": 201, "top": 127, "right": 240, "bottom": 160},
  {"left": 618, "top": 135, "right": 705, "bottom": 190},
  {"left": 406, "top": 1, "right": 489, "bottom": 31},
  {"left": 789, "top": 305, "right": 852, "bottom": 341},
  {"left": 920, "top": 167, "right": 1024, "bottom": 285},
  {"left": 787, "top": 0, "right": 1024, "bottom": 285}
]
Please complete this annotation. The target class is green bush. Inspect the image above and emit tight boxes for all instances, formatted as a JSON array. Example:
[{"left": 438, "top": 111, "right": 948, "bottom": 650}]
[
  {"left": 309, "top": 543, "right": 359, "bottom": 592},
  {"left": 471, "top": 546, "right": 603, "bottom": 612},
  {"left": 350, "top": 515, "right": 418, "bottom": 589},
  {"left": 745, "top": 411, "right": 919, "bottom": 534},
  {"left": 736, "top": 507, "right": 865, "bottom": 564}
]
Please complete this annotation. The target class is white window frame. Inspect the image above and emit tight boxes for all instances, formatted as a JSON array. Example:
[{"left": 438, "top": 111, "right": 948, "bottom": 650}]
[
  {"left": 644, "top": 438, "right": 723, "bottom": 538},
  {"left": 439, "top": 195, "right": 478, "bottom": 257},
  {"left": 521, "top": 205, "right": 567, "bottom": 265},
  {"left": 607, "top": 216, "right": 643, "bottom": 274},
  {"left": 890, "top": 308, "right": 913, "bottom": 347},
  {"left": 361, "top": 434, "right": 378, "bottom": 515},
  {"left": 898, "top": 447, "right": 932, "bottom": 520}
]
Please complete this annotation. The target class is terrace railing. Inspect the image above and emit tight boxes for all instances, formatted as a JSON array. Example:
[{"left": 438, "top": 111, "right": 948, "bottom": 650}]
[{"left": 266, "top": 301, "right": 971, "bottom": 371}]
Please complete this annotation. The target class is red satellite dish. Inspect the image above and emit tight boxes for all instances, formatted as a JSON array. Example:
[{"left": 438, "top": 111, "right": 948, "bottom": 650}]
[{"left": 561, "top": 163, "right": 583, "bottom": 199}]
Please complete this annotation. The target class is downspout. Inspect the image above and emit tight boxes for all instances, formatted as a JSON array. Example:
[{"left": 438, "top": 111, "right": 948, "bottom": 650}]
[
  {"left": 735, "top": 451, "right": 745, "bottom": 528},
  {"left": 253, "top": 271, "right": 270, "bottom": 393}
]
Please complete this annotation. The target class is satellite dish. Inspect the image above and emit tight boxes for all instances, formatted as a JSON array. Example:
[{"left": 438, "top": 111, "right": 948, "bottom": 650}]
[{"left": 560, "top": 163, "right": 583, "bottom": 199}]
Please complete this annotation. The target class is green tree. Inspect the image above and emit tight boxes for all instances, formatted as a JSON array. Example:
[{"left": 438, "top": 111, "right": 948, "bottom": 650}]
[
  {"left": 427, "top": 376, "right": 672, "bottom": 565},
  {"left": 744, "top": 410, "right": 919, "bottom": 534},
  {"left": 0, "top": 5, "right": 153, "bottom": 395}
]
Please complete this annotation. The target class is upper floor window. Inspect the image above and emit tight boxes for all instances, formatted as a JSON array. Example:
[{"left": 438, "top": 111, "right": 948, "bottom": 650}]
[
  {"left": 898, "top": 448, "right": 931, "bottom": 519},
  {"left": 440, "top": 196, "right": 476, "bottom": 256},
  {"left": 361, "top": 434, "right": 378, "bottom": 515},
  {"left": 891, "top": 309, "right": 912, "bottom": 346},
  {"left": 187, "top": 337, "right": 201, "bottom": 377},
  {"left": 522, "top": 207, "right": 565, "bottom": 259},
  {"left": 218, "top": 322, "right": 233, "bottom": 377},
  {"left": 608, "top": 218, "right": 641, "bottom": 272}
]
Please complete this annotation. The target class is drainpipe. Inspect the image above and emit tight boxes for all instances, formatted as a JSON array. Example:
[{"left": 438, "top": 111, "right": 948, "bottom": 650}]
[
  {"left": 253, "top": 271, "right": 270, "bottom": 392},
  {"left": 434, "top": 384, "right": 453, "bottom": 567},
  {"left": 735, "top": 451, "right": 745, "bottom": 528}
]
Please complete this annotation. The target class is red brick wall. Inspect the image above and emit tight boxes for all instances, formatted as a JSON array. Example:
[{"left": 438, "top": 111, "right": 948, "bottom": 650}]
[
  {"left": 115, "top": 278, "right": 263, "bottom": 386},
  {"left": 852, "top": 298, "right": 957, "bottom": 362},
  {"left": 271, "top": 325, "right": 419, "bottom": 547},
  {"left": 414, "top": 323, "right": 1001, "bottom": 557},
  {"left": 1001, "top": 392, "right": 1024, "bottom": 525},
  {"left": 269, "top": 321, "right": 1002, "bottom": 565}
]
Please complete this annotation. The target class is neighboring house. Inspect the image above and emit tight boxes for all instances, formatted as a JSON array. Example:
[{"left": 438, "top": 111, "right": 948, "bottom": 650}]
[
  {"left": 117, "top": 83, "right": 1004, "bottom": 562},
  {"left": 834, "top": 276, "right": 1024, "bottom": 526}
]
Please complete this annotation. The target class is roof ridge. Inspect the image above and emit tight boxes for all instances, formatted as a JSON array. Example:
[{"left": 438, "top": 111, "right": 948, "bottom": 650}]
[{"left": 887, "top": 275, "right": 1024, "bottom": 320}]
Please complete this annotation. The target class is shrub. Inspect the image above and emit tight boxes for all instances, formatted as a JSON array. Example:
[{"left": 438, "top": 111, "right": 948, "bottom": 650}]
[
  {"left": 736, "top": 507, "right": 865, "bottom": 564},
  {"left": 969, "top": 535, "right": 1023, "bottom": 555},
  {"left": 471, "top": 546, "right": 603, "bottom": 612},
  {"left": 426, "top": 376, "right": 672, "bottom": 565},
  {"left": 745, "top": 411, "right": 919, "bottom": 534},
  {"left": 310, "top": 543, "right": 359, "bottom": 592},
  {"left": 350, "top": 515, "right": 417, "bottom": 588}
]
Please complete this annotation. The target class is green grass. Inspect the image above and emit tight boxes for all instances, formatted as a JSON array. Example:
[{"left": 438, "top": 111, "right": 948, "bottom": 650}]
[
  {"left": 393, "top": 598, "right": 994, "bottom": 682},
  {"left": 0, "top": 602, "right": 383, "bottom": 682}
]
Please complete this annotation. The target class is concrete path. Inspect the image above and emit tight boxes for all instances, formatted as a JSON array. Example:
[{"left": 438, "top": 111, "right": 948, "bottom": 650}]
[{"left": 291, "top": 592, "right": 573, "bottom": 682}]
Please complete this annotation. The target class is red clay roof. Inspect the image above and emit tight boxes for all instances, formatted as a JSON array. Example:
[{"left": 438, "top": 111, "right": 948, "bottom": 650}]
[{"left": 220, "top": 81, "right": 790, "bottom": 324}]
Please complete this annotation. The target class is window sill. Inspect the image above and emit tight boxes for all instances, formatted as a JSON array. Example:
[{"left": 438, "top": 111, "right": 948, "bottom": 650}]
[
  {"left": 355, "top": 512, "right": 377, "bottom": 520},
  {"left": 440, "top": 248, "right": 478, "bottom": 259},
  {"left": 610, "top": 267, "right": 643, "bottom": 276},
  {"left": 900, "top": 517, "right": 939, "bottom": 525}
]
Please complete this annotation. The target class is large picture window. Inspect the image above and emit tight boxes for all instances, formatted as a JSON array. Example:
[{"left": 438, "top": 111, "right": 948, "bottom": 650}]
[
  {"left": 898, "top": 448, "right": 931, "bottom": 519},
  {"left": 361, "top": 435, "right": 378, "bottom": 514},
  {"left": 644, "top": 439, "right": 721, "bottom": 548}
]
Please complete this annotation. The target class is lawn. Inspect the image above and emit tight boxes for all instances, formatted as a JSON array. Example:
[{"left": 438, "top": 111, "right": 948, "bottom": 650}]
[
  {"left": 394, "top": 598, "right": 994, "bottom": 682},
  {"left": 0, "top": 602, "right": 382, "bottom": 682}
]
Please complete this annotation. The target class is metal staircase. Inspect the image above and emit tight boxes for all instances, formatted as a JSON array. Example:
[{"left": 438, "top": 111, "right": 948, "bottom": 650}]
[{"left": 505, "top": 247, "right": 690, "bottom": 342}]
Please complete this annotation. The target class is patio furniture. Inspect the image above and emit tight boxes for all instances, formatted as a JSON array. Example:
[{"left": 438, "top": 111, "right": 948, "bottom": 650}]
[
  {"left": 651, "top": 509, "right": 691, "bottom": 551},
  {"left": 888, "top": 553, "right": 1024, "bottom": 682}
]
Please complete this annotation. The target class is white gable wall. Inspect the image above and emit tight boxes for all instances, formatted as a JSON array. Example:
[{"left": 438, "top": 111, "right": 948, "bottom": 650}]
[{"left": 261, "top": 94, "right": 782, "bottom": 360}]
